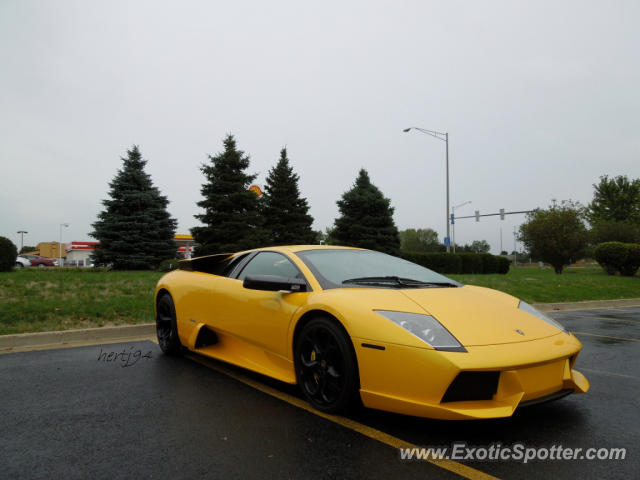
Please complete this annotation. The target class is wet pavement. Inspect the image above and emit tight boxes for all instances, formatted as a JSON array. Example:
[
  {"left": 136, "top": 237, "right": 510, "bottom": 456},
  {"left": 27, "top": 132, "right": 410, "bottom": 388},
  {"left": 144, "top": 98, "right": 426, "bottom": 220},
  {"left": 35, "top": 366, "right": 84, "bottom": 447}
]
[{"left": 1, "top": 307, "right": 638, "bottom": 479}]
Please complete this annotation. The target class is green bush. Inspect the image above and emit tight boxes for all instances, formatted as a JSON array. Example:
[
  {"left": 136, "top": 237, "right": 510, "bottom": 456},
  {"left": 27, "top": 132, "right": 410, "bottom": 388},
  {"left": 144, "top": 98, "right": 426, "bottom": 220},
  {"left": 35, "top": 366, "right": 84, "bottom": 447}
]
[
  {"left": 400, "top": 252, "right": 462, "bottom": 274},
  {"left": 158, "top": 258, "right": 182, "bottom": 272},
  {"left": 478, "top": 253, "right": 498, "bottom": 274},
  {"left": 458, "top": 253, "right": 484, "bottom": 274},
  {"left": 621, "top": 244, "right": 640, "bottom": 277},
  {"left": 594, "top": 242, "right": 628, "bottom": 275},
  {"left": 496, "top": 256, "right": 511, "bottom": 274},
  {"left": 0, "top": 236, "right": 18, "bottom": 272},
  {"left": 400, "top": 251, "right": 509, "bottom": 275}
]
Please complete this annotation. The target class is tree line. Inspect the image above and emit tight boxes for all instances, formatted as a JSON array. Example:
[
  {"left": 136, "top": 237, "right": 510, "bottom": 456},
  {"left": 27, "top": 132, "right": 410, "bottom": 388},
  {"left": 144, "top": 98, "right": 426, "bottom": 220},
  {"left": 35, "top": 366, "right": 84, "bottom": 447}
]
[
  {"left": 518, "top": 175, "right": 640, "bottom": 273},
  {"left": 85, "top": 135, "right": 640, "bottom": 274},
  {"left": 90, "top": 135, "right": 400, "bottom": 269}
]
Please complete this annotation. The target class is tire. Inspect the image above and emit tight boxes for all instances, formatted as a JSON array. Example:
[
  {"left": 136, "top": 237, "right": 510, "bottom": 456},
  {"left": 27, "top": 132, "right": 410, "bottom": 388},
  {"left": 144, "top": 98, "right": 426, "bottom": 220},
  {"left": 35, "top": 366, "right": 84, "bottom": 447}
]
[
  {"left": 15, "top": 262, "right": 23, "bottom": 268},
  {"left": 38, "top": 264, "right": 45, "bottom": 268},
  {"left": 156, "top": 294, "right": 183, "bottom": 355},
  {"left": 294, "top": 317, "right": 359, "bottom": 414}
]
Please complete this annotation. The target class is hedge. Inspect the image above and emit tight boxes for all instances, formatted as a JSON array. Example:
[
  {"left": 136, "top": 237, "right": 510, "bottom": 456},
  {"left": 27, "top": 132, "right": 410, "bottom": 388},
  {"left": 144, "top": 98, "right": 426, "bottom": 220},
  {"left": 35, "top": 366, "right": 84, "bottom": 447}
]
[
  {"left": 400, "top": 251, "right": 510, "bottom": 275},
  {"left": 594, "top": 242, "right": 640, "bottom": 276},
  {"left": 158, "top": 258, "right": 182, "bottom": 272}
]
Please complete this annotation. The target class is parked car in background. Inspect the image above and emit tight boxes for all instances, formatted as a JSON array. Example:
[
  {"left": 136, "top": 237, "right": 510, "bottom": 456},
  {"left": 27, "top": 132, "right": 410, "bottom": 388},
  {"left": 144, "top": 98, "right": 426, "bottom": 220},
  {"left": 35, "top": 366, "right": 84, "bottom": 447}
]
[
  {"left": 15, "top": 256, "right": 31, "bottom": 268},
  {"left": 20, "top": 255, "right": 56, "bottom": 267}
]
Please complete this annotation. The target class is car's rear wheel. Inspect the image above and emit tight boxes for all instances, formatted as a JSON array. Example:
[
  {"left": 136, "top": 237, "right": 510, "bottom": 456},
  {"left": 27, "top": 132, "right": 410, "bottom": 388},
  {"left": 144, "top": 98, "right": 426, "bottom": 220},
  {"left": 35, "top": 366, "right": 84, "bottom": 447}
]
[
  {"left": 295, "top": 317, "right": 359, "bottom": 414},
  {"left": 156, "top": 294, "right": 182, "bottom": 355}
]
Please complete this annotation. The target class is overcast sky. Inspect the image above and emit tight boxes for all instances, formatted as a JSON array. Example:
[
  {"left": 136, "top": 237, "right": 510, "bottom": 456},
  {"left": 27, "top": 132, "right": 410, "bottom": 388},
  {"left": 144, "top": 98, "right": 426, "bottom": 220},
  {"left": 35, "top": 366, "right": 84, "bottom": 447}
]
[{"left": 1, "top": 0, "right": 639, "bottom": 254}]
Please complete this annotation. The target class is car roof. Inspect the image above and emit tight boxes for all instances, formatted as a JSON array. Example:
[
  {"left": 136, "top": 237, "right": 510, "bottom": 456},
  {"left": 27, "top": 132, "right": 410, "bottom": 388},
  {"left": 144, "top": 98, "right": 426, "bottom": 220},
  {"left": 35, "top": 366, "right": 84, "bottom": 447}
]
[
  {"left": 269, "top": 245, "right": 362, "bottom": 253},
  {"left": 182, "top": 245, "right": 363, "bottom": 264}
]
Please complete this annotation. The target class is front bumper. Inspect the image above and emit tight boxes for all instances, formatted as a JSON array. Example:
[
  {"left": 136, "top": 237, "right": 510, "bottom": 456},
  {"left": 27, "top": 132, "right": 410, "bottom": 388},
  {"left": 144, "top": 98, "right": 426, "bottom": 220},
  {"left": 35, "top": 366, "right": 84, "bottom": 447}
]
[{"left": 353, "top": 333, "right": 589, "bottom": 420}]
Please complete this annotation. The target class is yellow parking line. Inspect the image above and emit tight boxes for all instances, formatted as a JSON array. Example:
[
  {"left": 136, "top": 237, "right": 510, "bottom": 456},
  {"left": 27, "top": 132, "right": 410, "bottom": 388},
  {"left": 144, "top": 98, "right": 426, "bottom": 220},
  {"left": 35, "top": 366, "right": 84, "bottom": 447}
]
[
  {"left": 572, "top": 331, "right": 639, "bottom": 342},
  {"left": 186, "top": 353, "right": 499, "bottom": 480}
]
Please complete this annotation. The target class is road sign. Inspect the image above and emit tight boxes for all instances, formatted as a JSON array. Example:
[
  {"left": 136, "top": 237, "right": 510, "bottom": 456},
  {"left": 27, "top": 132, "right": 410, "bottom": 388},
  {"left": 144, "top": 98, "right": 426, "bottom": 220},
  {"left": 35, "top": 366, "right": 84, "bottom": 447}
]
[{"left": 444, "top": 237, "right": 451, "bottom": 246}]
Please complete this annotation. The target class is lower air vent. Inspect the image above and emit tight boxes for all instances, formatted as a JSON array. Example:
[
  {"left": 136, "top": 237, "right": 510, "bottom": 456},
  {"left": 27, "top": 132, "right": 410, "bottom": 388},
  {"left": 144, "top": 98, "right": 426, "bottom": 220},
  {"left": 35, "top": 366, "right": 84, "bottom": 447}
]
[
  {"left": 195, "top": 326, "right": 218, "bottom": 348},
  {"left": 441, "top": 371, "right": 500, "bottom": 403}
]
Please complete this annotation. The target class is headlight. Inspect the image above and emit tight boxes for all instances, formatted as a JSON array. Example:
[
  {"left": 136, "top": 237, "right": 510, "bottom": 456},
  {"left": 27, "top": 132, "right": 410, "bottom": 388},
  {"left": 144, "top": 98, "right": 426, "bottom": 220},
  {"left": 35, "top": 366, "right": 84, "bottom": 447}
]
[
  {"left": 518, "top": 301, "right": 568, "bottom": 333},
  {"left": 375, "top": 310, "right": 466, "bottom": 352}
]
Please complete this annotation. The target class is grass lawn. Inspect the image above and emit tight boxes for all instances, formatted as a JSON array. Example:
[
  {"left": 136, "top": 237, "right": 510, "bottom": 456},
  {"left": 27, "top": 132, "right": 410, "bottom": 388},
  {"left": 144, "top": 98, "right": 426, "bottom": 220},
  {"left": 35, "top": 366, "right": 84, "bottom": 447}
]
[
  {"left": 451, "top": 266, "right": 640, "bottom": 304},
  {"left": 0, "top": 269, "right": 163, "bottom": 335},
  {"left": 0, "top": 266, "right": 638, "bottom": 335}
]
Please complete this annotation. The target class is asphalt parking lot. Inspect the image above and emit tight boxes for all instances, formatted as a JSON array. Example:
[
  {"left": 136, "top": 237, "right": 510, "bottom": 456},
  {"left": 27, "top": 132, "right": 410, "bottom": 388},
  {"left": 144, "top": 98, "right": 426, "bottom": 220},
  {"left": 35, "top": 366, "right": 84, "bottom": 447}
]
[{"left": 1, "top": 306, "right": 638, "bottom": 479}]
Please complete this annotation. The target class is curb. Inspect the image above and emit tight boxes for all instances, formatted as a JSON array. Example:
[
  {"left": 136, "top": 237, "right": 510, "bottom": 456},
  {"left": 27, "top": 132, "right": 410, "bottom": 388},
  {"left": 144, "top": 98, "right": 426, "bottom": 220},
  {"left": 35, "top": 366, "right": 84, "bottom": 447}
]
[
  {"left": 532, "top": 298, "right": 640, "bottom": 313},
  {"left": 0, "top": 323, "right": 155, "bottom": 350},
  {"left": 2, "top": 298, "right": 640, "bottom": 350}
]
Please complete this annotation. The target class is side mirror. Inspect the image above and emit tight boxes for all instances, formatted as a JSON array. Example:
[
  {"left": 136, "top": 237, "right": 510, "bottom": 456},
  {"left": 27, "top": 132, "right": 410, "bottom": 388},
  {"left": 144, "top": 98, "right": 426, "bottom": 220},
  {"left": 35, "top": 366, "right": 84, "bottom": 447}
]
[{"left": 243, "top": 274, "right": 307, "bottom": 292}]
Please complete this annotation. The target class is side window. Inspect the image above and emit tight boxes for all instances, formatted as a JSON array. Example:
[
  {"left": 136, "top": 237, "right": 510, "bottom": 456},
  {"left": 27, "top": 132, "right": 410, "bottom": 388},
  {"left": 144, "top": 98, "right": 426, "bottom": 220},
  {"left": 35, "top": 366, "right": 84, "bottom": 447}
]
[{"left": 237, "top": 252, "right": 301, "bottom": 281}]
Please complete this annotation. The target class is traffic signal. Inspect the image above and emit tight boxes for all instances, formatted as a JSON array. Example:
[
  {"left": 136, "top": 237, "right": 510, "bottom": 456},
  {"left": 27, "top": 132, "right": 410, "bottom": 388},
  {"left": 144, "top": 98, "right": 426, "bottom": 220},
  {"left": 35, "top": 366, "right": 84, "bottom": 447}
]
[
  {"left": 475, "top": 210, "right": 480, "bottom": 222},
  {"left": 500, "top": 208, "right": 505, "bottom": 220}
]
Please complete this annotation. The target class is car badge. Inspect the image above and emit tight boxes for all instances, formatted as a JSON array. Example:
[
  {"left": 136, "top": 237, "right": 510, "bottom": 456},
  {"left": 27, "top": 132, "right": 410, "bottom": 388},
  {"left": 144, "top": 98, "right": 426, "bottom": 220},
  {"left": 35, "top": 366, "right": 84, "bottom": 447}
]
[{"left": 515, "top": 329, "right": 525, "bottom": 336}]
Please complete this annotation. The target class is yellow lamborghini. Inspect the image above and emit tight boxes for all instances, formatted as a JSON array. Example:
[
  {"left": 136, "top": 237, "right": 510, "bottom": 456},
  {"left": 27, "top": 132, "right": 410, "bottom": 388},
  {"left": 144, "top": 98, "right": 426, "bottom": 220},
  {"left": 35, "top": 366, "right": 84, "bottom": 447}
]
[{"left": 154, "top": 245, "right": 589, "bottom": 420}]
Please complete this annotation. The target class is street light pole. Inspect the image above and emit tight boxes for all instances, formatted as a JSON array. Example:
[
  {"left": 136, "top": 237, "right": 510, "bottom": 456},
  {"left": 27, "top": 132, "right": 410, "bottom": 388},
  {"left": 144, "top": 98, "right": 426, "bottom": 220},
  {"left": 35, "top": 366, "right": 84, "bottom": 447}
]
[
  {"left": 17, "top": 230, "right": 28, "bottom": 252},
  {"left": 59, "top": 223, "right": 69, "bottom": 267},
  {"left": 403, "top": 127, "right": 451, "bottom": 252},
  {"left": 445, "top": 133, "right": 449, "bottom": 253}
]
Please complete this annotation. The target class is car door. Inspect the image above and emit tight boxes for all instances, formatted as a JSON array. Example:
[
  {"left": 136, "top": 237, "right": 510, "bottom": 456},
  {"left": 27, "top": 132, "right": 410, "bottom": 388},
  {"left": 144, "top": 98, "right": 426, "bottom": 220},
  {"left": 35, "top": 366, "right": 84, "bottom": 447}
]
[{"left": 213, "top": 251, "right": 310, "bottom": 358}]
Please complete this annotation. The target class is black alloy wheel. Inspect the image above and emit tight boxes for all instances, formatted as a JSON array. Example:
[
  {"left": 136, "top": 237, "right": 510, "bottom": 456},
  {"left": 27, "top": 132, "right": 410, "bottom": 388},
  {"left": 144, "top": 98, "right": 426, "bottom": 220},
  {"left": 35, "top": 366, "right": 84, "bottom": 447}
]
[
  {"left": 156, "top": 294, "right": 182, "bottom": 355},
  {"left": 295, "top": 317, "right": 359, "bottom": 413}
]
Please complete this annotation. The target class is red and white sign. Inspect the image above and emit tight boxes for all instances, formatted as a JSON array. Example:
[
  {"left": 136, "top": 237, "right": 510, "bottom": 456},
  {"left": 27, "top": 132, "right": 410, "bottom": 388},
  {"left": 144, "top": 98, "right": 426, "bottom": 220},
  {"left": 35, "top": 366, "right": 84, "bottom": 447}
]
[{"left": 67, "top": 241, "right": 100, "bottom": 251}]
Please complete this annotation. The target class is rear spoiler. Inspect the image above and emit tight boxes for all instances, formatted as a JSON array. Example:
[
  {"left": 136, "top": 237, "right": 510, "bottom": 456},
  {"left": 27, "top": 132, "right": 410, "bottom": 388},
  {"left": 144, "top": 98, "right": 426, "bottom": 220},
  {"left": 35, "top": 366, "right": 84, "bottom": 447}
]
[{"left": 178, "top": 253, "right": 235, "bottom": 274}]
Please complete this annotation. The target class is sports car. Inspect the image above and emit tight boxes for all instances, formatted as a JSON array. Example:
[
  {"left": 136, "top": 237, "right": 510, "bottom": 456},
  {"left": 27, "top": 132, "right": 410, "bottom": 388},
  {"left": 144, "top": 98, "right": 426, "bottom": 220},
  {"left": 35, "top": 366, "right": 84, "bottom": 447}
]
[{"left": 154, "top": 245, "right": 589, "bottom": 420}]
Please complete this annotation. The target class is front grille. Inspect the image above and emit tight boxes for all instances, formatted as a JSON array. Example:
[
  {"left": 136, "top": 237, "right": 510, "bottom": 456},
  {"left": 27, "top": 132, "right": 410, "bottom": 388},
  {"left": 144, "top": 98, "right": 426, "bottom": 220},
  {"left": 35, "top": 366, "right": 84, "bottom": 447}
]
[{"left": 441, "top": 371, "right": 500, "bottom": 403}]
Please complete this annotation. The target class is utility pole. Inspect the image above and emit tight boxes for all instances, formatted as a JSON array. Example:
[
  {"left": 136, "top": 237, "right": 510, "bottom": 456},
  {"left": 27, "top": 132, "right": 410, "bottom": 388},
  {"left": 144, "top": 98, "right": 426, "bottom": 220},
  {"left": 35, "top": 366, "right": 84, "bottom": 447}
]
[
  {"left": 513, "top": 226, "right": 517, "bottom": 266},
  {"left": 403, "top": 127, "right": 451, "bottom": 251},
  {"left": 17, "top": 230, "right": 28, "bottom": 252},
  {"left": 59, "top": 223, "right": 69, "bottom": 267}
]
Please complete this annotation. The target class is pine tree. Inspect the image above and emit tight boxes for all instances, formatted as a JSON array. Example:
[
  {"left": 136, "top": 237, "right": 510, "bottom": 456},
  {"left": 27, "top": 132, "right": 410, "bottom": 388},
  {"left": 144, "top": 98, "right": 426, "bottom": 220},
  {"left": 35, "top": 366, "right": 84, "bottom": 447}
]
[
  {"left": 262, "top": 148, "right": 316, "bottom": 245},
  {"left": 332, "top": 169, "right": 400, "bottom": 255},
  {"left": 91, "top": 146, "right": 177, "bottom": 270},
  {"left": 191, "top": 135, "right": 267, "bottom": 255}
]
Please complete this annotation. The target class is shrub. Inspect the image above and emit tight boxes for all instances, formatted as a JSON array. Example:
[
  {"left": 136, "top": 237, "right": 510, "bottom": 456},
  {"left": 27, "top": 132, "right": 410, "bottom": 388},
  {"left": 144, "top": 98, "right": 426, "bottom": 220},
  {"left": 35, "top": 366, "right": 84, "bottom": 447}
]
[
  {"left": 620, "top": 244, "right": 640, "bottom": 277},
  {"left": 594, "top": 242, "right": 628, "bottom": 275},
  {"left": 0, "top": 236, "right": 18, "bottom": 272},
  {"left": 495, "top": 256, "right": 511, "bottom": 274},
  {"left": 158, "top": 258, "right": 182, "bottom": 272},
  {"left": 400, "top": 251, "right": 509, "bottom": 275},
  {"left": 458, "top": 253, "right": 484, "bottom": 274},
  {"left": 400, "top": 252, "right": 462, "bottom": 274},
  {"left": 478, "top": 253, "right": 498, "bottom": 274}
]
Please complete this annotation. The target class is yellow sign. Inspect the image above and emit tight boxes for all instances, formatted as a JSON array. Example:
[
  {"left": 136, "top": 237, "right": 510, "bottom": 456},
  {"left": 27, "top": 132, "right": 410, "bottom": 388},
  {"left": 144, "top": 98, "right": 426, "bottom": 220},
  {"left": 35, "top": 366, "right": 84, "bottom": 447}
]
[{"left": 249, "top": 184, "right": 263, "bottom": 197}]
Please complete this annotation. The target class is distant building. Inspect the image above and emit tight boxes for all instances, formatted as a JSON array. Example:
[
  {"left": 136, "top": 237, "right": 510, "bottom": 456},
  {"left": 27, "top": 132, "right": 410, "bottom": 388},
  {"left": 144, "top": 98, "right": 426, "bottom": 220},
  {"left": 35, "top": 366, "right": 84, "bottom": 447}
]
[
  {"left": 24, "top": 236, "right": 194, "bottom": 266},
  {"left": 24, "top": 242, "right": 67, "bottom": 259},
  {"left": 66, "top": 241, "right": 100, "bottom": 267},
  {"left": 174, "top": 234, "right": 195, "bottom": 258}
]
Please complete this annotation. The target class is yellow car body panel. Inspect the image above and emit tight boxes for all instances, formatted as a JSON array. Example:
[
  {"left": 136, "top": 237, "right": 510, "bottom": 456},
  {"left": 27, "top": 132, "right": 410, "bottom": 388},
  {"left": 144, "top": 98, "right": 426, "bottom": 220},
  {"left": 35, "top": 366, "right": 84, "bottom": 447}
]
[{"left": 155, "top": 245, "right": 589, "bottom": 420}]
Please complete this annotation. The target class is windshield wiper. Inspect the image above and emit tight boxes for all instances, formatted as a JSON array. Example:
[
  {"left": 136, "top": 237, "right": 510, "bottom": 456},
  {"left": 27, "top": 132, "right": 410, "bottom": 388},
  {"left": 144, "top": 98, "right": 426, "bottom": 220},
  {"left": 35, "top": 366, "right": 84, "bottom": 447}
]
[{"left": 341, "top": 276, "right": 458, "bottom": 288}]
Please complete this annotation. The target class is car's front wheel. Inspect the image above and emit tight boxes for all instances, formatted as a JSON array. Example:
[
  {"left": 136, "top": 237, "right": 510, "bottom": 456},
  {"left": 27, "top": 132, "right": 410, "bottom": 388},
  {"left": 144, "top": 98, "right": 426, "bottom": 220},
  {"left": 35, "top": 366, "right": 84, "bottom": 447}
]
[
  {"left": 156, "top": 293, "right": 182, "bottom": 355},
  {"left": 294, "top": 317, "right": 359, "bottom": 414},
  {"left": 15, "top": 262, "right": 23, "bottom": 268}
]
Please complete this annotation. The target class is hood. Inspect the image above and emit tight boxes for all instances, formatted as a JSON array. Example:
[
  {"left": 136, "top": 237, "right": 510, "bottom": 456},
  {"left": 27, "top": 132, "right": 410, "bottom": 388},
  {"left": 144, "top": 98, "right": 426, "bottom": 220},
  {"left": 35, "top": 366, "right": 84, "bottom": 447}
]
[{"left": 399, "top": 285, "right": 562, "bottom": 346}]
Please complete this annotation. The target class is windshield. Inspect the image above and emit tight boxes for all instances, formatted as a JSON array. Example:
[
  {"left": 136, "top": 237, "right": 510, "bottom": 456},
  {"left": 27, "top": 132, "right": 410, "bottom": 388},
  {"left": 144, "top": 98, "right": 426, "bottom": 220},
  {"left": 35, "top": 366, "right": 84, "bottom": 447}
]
[{"left": 295, "top": 249, "right": 462, "bottom": 289}]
